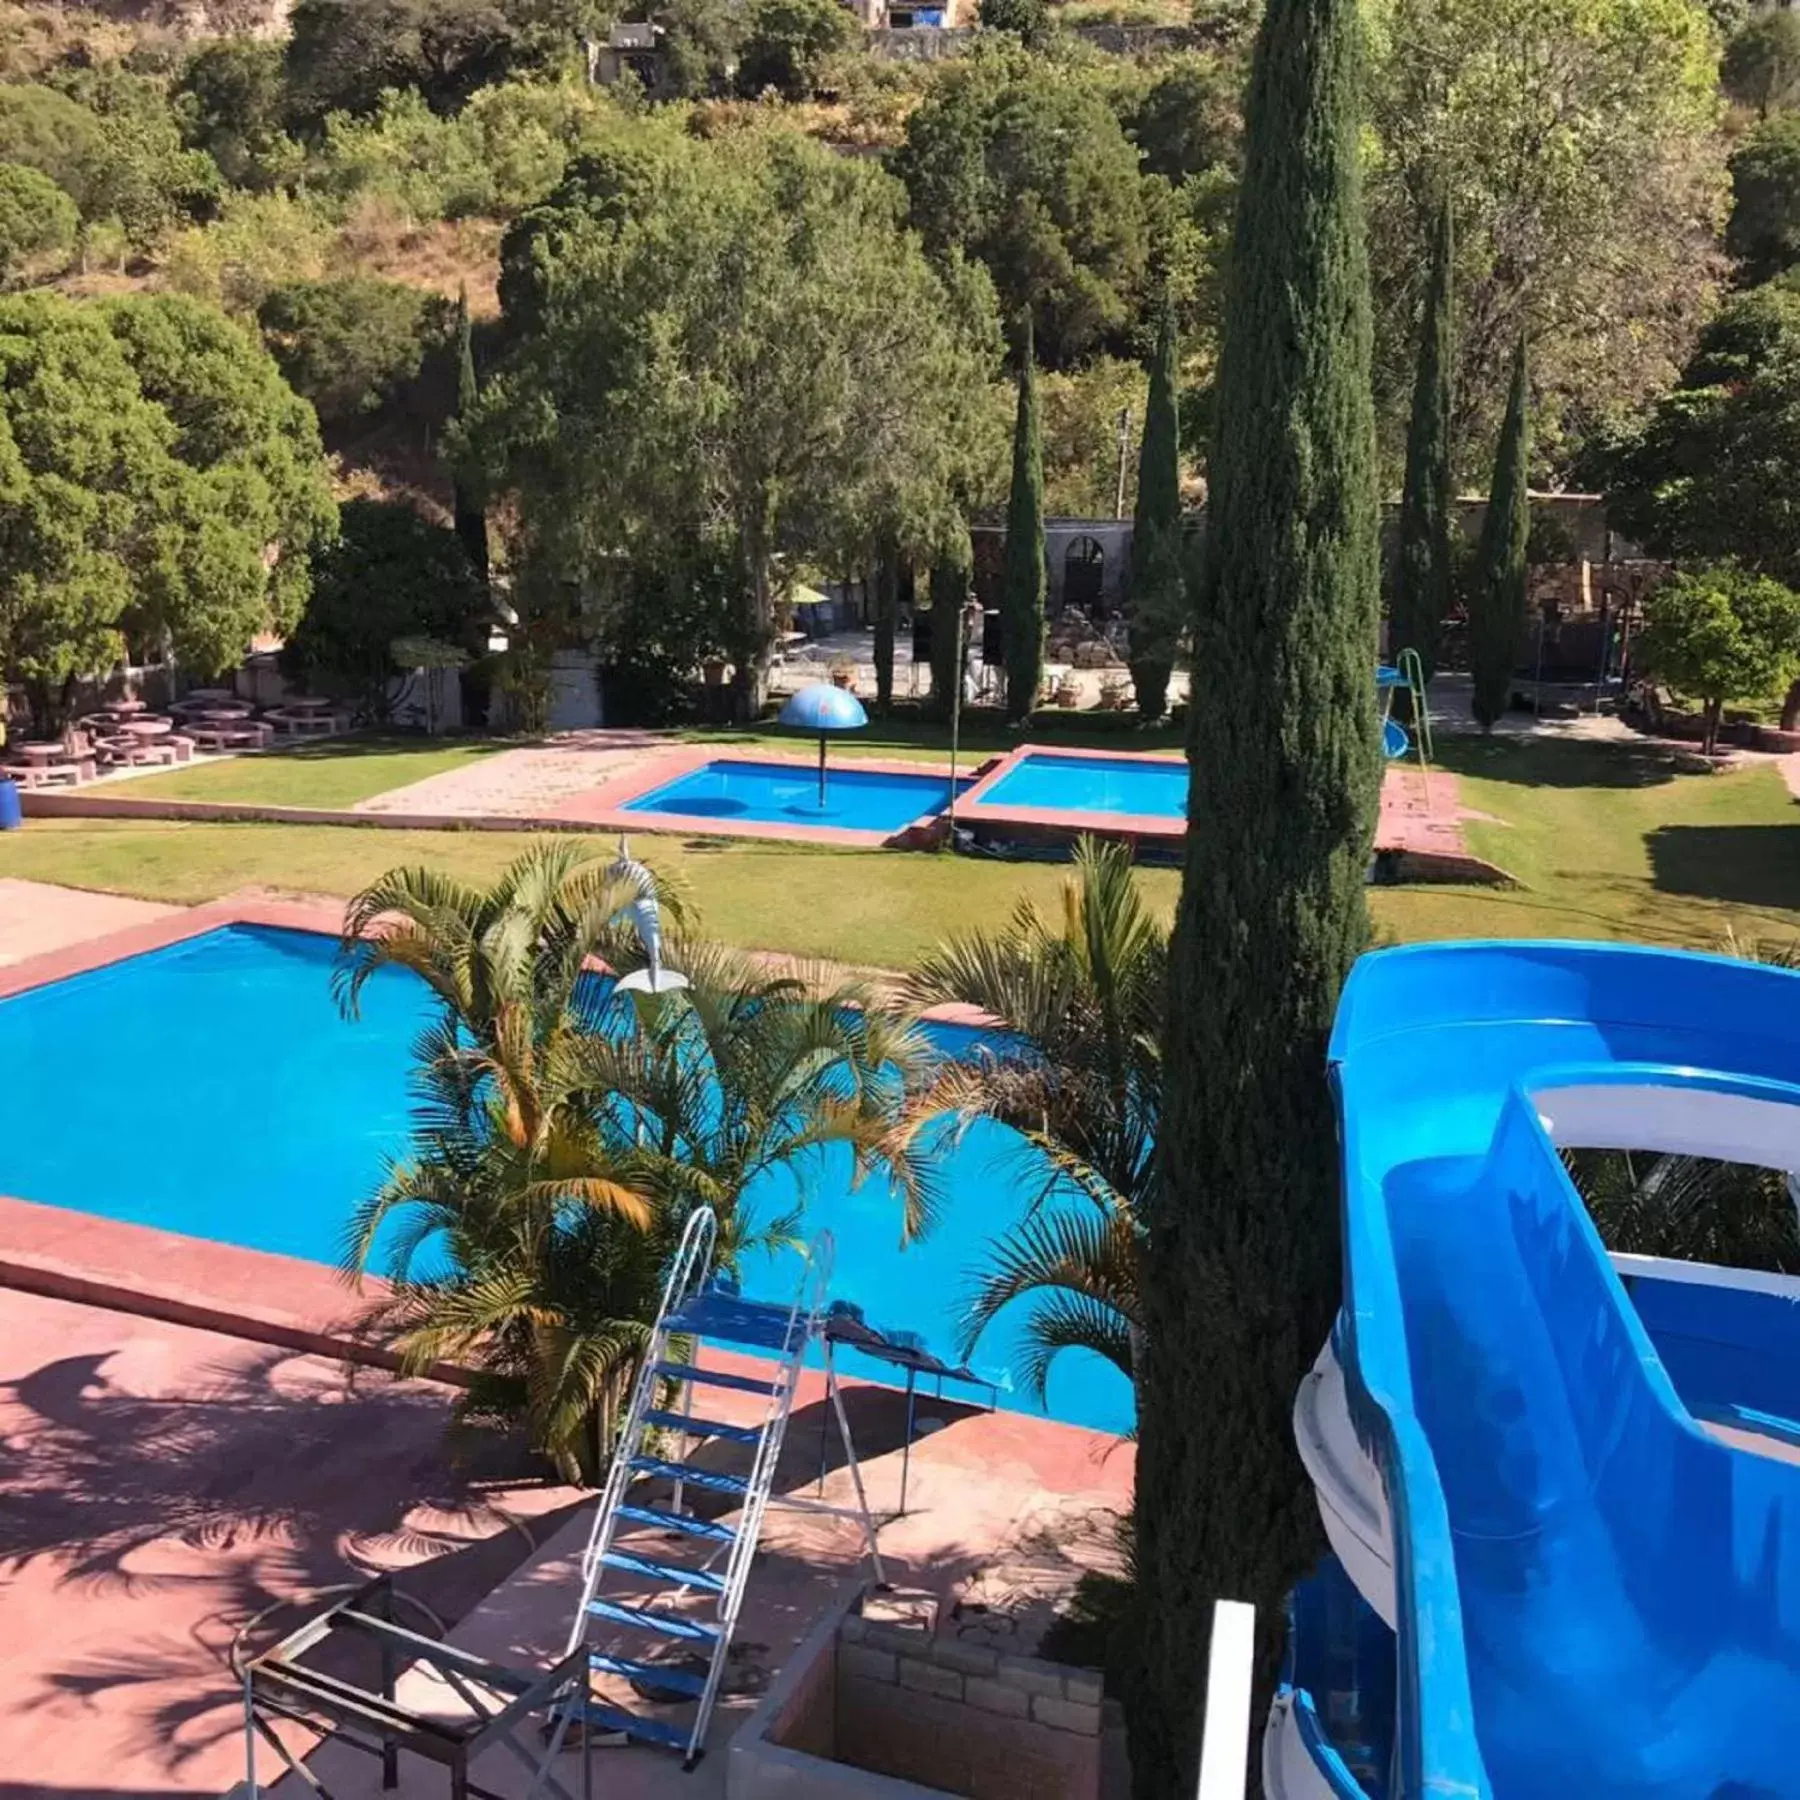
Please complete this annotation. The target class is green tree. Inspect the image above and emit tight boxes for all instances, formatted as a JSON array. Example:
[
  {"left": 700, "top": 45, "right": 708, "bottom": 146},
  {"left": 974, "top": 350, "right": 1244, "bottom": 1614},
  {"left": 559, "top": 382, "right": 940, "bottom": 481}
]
[
  {"left": 902, "top": 838, "right": 1164, "bottom": 1400},
  {"left": 1635, "top": 561, "right": 1800, "bottom": 753},
  {"left": 1125, "top": 50, "right": 1244, "bottom": 185},
  {"left": 1722, "top": 10, "right": 1800, "bottom": 117},
  {"left": 0, "top": 84, "right": 102, "bottom": 208},
  {"left": 893, "top": 44, "right": 1154, "bottom": 366},
  {"left": 926, "top": 556, "right": 970, "bottom": 721},
  {"left": 1571, "top": 1148, "right": 1800, "bottom": 1272},
  {"left": 1001, "top": 318, "right": 1046, "bottom": 724},
  {"left": 1728, "top": 115, "right": 1800, "bottom": 283},
  {"left": 1367, "top": 0, "right": 1725, "bottom": 478},
  {"left": 1391, "top": 191, "right": 1454, "bottom": 677},
  {"left": 979, "top": 0, "right": 1050, "bottom": 43},
  {"left": 737, "top": 0, "right": 856, "bottom": 99},
  {"left": 0, "top": 293, "right": 335, "bottom": 725},
  {"left": 1471, "top": 336, "right": 1531, "bottom": 729},
  {"left": 258, "top": 277, "right": 431, "bottom": 422},
  {"left": 283, "top": 499, "right": 488, "bottom": 720},
  {"left": 1132, "top": 0, "right": 1381, "bottom": 1778},
  {"left": 452, "top": 284, "right": 491, "bottom": 587},
  {"left": 1126, "top": 307, "right": 1183, "bottom": 722},
  {"left": 1603, "top": 274, "right": 1800, "bottom": 584},
  {"left": 173, "top": 38, "right": 301, "bottom": 191},
  {"left": 476, "top": 126, "right": 1001, "bottom": 717},
  {"left": 283, "top": 0, "right": 582, "bottom": 127},
  {"left": 0, "top": 162, "right": 75, "bottom": 280},
  {"left": 1039, "top": 356, "right": 1149, "bottom": 517}
]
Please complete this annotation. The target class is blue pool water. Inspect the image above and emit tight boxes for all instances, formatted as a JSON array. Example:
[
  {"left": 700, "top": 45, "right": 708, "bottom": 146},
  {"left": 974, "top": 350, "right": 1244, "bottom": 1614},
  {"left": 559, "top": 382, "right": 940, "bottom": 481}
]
[
  {"left": 625, "top": 758, "right": 971, "bottom": 833},
  {"left": 981, "top": 752, "right": 1187, "bottom": 820},
  {"left": 0, "top": 927, "right": 1131, "bottom": 1435}
]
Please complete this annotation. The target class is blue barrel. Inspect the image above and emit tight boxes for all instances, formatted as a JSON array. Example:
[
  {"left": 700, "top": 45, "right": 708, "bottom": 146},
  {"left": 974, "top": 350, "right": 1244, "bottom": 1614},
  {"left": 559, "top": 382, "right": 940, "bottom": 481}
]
[{"left": 0, "top": 775, "right": 20, "bottom": 830}]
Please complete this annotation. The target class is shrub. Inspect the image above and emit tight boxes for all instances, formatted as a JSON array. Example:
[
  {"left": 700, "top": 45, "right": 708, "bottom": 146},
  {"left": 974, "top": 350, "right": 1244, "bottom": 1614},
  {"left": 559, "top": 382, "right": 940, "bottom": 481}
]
[
  {"left": 1723, "top": 10, "right": 1800, "bottom": 116},
  {"left": 258, "top": 277, "right": 434, "bottom": 422},
  {"left": 0, "top": 159, "right": 74, "bottom": 277},
  {"left": 313, "top": 89, "right": 496, "bottom": 221},
  {"left": 162, "top": 190, "right": 336, "bottom": 313},
  {"left": 0, "top": 82, "right": 101, "bottom": 206}
]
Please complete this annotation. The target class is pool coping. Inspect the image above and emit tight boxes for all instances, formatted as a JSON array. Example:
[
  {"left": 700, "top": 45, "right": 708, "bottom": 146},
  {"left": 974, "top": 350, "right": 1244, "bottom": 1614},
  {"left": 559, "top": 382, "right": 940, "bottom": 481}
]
[
  {"left": 543, "top": 744, "right": 981, "bottom": 848},
  {"left": 953, "top": 741, "right": 1189, "bottom": 843}
]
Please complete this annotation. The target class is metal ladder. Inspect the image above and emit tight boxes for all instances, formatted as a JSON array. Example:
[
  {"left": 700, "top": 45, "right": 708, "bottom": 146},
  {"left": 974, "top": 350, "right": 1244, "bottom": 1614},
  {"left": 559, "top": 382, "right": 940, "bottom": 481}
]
[{"left": 564, "top": 1207, "right": 884, "bottom": 1768}]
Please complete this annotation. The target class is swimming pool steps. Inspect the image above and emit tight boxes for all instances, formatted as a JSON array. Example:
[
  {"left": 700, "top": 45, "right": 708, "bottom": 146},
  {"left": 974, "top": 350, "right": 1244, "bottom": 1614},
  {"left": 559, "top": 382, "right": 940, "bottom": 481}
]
[
  {"left": 577, "top": 1702, "right": 690, "bottom": 1750},
  {"left": 628, "top": 1454, "right": 750, "bottom": 1496}
]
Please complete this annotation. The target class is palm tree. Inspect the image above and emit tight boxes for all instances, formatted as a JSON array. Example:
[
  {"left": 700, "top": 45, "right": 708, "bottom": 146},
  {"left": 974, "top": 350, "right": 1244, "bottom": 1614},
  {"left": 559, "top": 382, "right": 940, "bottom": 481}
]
[
  {"left": 582, "top": 938, "right": 945, "bottom": 1261},
  {"left": 335, "top": 843, "right": 942, "bottom": 1479},
  {"left": 336, "top": 842, "right": 681, "bottom": 1478},
  {"left": 901, "top": 837, "right": 1164, "bottom": 1403}
]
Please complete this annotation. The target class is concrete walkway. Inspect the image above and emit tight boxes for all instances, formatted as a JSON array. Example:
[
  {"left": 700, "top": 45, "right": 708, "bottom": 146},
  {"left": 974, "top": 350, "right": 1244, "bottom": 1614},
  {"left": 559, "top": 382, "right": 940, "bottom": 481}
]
[
  {"left": 0, "top": 877, "right": 179, "bottom": 966},
  {"left": 356, "top": 729, "right": 674, "bottom": 820}
]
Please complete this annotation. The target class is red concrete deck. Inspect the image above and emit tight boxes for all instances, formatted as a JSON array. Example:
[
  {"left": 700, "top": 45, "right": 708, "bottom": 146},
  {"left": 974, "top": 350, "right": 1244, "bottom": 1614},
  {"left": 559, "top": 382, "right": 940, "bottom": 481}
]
[{"left": 0, "top": 1286, "right": 582, "bottom": 1798}]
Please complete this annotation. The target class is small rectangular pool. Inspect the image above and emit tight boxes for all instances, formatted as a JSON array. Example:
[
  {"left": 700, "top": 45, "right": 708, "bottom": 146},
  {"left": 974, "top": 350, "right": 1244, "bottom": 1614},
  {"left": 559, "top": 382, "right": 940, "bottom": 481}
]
[
  {"left": 976, "top": 751, "right": 1187, "bottom": 820},
  {"left": 957, "top": 746, "right": 1189, "bottom": 850},
  {"left": 622, "top": 758, "right": 971, "bottom": 837},
  {"left": 0, "top": 925, "right": 1130, "bottom": 1436}
]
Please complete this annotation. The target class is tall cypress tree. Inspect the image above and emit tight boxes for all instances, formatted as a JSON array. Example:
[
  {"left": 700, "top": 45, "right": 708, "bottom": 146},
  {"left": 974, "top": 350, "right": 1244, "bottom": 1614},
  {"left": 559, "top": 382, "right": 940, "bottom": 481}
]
[
  {"left": 1471, "top": 336, "right": 1530, "bottom": 730},
  {"left": 452, "top": 286, "right": 489, "bottom": 588},
  {"left": 1001, "top": 318, "right": 1046, "bottom": 725},
  {"left": 450, "top": 284, "right": 493, "bottom": 729},
  {"left": 1127, "top": 305, "right": 1184, "bottom": 722},
  {"left": 1128, "top": 0, "right": 1381, "bottom": 1781},
  {"left": 928, "top": 554, "right": 969, "bottom": 721},
  {"left": 1393, "top": 192, "right": 1454, "bottom": 680}
]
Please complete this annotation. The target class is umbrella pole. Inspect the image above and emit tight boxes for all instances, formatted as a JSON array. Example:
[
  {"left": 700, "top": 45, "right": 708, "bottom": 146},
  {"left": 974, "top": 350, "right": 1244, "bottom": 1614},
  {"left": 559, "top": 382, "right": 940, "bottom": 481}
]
[{"left": 817, "top": 733, "right": 827, "bottom": 808}]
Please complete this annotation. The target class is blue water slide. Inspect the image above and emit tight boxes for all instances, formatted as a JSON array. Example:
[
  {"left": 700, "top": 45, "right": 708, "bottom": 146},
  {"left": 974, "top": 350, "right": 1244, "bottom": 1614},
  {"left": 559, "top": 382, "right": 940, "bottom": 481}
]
[{"left": 1292, "top": 940, "right": 1800, "bottom": 1799}]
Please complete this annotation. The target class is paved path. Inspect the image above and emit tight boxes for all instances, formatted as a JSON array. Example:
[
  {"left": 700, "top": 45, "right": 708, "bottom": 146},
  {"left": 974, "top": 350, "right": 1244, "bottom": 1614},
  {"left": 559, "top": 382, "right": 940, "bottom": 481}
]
[
  {"left": 0, "top": 877, "right": 179, "bottom": 967},
  {"left": 356, "top": 729, "right": 674, "bottom": 819}
]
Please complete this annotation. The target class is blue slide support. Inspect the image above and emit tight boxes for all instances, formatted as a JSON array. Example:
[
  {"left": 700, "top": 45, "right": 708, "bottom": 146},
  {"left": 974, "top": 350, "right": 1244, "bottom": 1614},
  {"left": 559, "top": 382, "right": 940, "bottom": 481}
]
[{"left": 1330, "top": 940, "right": 1800, "bottom": 1798}]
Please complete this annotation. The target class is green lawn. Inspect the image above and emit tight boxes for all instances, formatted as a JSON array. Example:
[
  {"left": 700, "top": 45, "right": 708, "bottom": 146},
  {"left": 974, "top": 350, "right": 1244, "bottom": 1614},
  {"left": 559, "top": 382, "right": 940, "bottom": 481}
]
[
  {"left": 116, "top": 736, "right": 505, "bottom": 807},
  {"left": 9, "top": 735, "right": 1800, "bottom": 967}
]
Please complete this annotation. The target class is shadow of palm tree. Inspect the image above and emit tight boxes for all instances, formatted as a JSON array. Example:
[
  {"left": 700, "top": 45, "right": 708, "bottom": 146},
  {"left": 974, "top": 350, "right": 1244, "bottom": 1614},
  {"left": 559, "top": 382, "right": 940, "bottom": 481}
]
[{"left": 0, "top": 1339, "right": 573, "bottom": 1781}]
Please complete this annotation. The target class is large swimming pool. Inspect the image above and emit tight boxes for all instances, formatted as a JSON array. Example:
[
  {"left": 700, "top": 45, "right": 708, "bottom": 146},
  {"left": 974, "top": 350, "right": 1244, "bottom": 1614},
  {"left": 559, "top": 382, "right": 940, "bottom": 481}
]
[
  {"left": 0, "top": 927, "right": 1130, "bottom": 1435},
  {"left": 976, "top": 751, "right": 1187, "bottom": 820},
  {"left": 623, "top": 758, "right": 970, "bottom": 835}
]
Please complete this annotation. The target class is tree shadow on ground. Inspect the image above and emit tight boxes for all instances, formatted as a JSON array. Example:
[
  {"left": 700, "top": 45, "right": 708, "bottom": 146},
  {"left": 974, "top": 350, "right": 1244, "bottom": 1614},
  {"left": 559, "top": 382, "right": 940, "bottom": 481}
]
[
  {"left": 1436, "top": 733, "right": 1681, "bottom": 790},
  {"left": 0, "top": 1340, "right": 570, "bottom": 1783},
  {"left": 1647, "top": 823, "right": 1800, "bottom": 916}
]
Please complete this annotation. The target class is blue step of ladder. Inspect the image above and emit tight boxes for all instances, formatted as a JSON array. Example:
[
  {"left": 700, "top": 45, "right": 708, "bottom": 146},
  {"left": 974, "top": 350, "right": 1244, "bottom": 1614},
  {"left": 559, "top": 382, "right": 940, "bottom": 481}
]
[
  {"left": 665, "top": 1291, "right": 809, "bottom": 1354},
  {"left": 588, "top": 1654, "right": 708, "bottom": 1697},
  {"left": 587, "top": 1598, "right": 719, "bottom": 1642},
  {"left": 579, "top": 1702, "right": 691, "bottom": 1750},
  {"left": 615, "top": 1503, "right": 737, "bottom": 1544},
  {"left": 644, "top": 1407, "right": 761, "bottom": 1445},
  {"left": 630, "top": 1455, "right": 749, "bottom": 1496},
  {"left": 601, "top": 1548, "right": 728, "bottom": 1595},
  {"left": 654, "top": 1360, "right": 778, "bottom": 1397}
]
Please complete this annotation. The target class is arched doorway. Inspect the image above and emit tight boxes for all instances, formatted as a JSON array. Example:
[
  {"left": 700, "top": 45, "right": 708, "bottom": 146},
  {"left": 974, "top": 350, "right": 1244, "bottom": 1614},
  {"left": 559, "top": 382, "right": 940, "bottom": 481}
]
[{"left": 1063, "top": 535, "right": 1106, "bottom": 618}]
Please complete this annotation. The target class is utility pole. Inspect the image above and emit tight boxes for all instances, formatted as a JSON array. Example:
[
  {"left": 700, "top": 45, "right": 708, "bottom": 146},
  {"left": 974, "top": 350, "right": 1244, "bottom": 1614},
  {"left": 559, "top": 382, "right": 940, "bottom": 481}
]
[{"left": 1114, "top": 406, "right": 1133, "bottom": 519}]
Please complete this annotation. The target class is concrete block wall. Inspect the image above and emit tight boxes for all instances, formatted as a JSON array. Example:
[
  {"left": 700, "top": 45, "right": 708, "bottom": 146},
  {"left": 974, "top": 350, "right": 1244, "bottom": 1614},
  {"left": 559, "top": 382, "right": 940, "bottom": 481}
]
[
  {"left": 730, "top": 1589, "right": 1110, "bottom": 1800},
  {"left": 829, "top": 1612, "right": 1104, "bottom": 1798}
]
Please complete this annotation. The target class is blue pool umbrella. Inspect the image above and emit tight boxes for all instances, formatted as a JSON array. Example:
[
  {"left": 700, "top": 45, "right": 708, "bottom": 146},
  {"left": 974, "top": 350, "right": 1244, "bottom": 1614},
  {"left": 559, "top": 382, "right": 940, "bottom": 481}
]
[{"left": 779, "top": 681, "right": 868, "bottom": 808}]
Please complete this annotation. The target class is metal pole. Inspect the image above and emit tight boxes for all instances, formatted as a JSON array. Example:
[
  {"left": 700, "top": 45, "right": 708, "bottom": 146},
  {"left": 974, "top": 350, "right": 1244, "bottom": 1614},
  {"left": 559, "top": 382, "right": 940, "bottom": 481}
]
[
  {"left": 1114, "top": 407, "right": 1132, "bottom": 520},
  {"left": 817, "top": 733, "right": 827, "bottom": 808},
  {"left": 899, "top": 1368, "right": 917, "bottom": 1518},
  {"left": 947, "top": 600, "right": 964, "bottom": 835}
]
